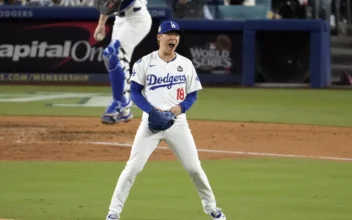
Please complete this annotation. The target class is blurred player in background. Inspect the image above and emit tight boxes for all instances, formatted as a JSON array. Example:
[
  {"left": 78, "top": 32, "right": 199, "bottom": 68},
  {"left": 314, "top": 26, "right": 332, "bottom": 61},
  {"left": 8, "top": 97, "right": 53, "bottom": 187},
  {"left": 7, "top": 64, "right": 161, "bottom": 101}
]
[{"left": 94, "top": 0, "right": 152, "bottom": 124}]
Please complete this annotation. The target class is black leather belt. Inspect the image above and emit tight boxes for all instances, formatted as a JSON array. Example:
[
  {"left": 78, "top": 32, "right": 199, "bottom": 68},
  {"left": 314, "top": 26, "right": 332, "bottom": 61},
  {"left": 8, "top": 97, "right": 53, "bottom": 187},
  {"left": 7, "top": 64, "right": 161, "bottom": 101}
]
[{"left": 118, "top": 7, "right": 141, "bottom": 17}]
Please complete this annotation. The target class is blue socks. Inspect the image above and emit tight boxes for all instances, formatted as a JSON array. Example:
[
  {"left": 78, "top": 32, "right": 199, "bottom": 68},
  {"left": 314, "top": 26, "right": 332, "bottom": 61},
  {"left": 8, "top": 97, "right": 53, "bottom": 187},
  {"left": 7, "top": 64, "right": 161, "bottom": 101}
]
[
  {"left": 108, "top": 61, "right": 126, "bottom": 104},
  {"left": 103, "top": 40, "right": 127, "bottom": 104}
]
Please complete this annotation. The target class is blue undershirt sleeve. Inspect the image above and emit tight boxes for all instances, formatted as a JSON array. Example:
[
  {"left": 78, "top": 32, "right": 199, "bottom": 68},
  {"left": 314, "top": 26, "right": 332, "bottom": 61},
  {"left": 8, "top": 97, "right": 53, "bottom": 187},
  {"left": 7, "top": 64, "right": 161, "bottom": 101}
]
[
  {"left": 179, "top": 91, "right": 197, "bottom": 113},
  {"left": 130, "top": 81, "right": 154, "bottom": 114}
]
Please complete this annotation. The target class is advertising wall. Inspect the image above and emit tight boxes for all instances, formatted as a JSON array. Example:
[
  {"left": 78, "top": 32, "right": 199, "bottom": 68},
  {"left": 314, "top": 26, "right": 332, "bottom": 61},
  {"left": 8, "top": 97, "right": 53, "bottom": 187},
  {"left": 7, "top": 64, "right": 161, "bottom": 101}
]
[
  {"left": 0, "top": 20, "right": 110, "bottom": 73},
  {"left": 0, "top": 6, "right": 331, "bottom": 87},
  {"left": 0, "top": 18, "right": 243, "bottom": 84},
  {"left": 0, "top": 6, "right": 168, "bottom": 84}
]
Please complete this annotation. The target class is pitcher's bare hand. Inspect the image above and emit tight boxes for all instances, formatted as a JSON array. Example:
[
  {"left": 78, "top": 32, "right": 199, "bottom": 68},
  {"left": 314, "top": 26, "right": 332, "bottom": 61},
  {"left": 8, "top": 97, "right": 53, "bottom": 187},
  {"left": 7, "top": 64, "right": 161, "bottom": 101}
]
[{"left": 170, "top": 105, "right": 182, "bottom": 116}]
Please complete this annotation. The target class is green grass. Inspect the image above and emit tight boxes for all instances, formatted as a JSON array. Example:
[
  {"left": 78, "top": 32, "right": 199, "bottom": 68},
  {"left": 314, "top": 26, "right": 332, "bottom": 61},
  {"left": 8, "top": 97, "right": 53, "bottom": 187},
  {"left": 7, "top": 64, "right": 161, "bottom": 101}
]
[
  {"left": 1, "top": 85, "right": 352, "bottom": 220},
  {"left": 0, "top": 85, "right": 352, "bottom": 126},
  {"left": 0, "top": 158, "right": 352, "bottom": 220}
]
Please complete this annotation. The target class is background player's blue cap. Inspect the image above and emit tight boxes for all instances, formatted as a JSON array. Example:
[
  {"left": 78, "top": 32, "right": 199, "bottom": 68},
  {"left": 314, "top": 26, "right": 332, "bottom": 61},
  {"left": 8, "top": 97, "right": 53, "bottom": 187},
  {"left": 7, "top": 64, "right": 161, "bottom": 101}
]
[{"left": 158, "top": 20, "right": 183, "bottom": 34}]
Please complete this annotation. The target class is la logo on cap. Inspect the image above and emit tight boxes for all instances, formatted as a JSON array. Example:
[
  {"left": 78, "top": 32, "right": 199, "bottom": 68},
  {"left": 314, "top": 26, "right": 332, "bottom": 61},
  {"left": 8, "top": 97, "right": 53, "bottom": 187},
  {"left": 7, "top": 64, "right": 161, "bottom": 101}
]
[{"left": 170, "top": 22, "right": 176, "bottom": 28}]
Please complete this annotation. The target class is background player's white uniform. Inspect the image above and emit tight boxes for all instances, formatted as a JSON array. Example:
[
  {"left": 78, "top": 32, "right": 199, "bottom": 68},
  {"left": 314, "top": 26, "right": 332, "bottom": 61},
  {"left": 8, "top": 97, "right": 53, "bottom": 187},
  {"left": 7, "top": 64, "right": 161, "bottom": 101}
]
[
  {"left": 107, "top": 51, "right": 223, "bottom": 218},
  {"left": 112, "top": 0, "right": 152, "bottom": 102},
  {"left": 112, "top": 0, "right": 152, "bottom": 72},
  {"left": 100, "top": 0, "right": 152, "bottom": 124}
]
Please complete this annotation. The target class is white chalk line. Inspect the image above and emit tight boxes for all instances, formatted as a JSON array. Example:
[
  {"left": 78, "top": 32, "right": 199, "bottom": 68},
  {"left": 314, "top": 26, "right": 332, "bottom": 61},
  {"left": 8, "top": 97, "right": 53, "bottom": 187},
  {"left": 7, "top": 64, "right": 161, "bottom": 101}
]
[
  {"left": 13, "top": 139, "right": 352, "bottom": 162},
  {"left": 87, "top": 141, "right": 352, "bottom": 162}
]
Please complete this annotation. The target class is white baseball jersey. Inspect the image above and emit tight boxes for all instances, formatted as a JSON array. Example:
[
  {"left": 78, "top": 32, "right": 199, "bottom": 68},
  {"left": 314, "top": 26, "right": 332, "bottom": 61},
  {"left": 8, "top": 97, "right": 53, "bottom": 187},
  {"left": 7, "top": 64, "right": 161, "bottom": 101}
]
[
  {"left": 110, "top": 0, "right": 152, "bottom": 104},
  {"left": 111, "top": 0, "right": 151, "bottom": 61},
  {"left": 117, "top": 0, "right": 148, "bottom": 12},
  {"left": 131, "top": 51, "right": 202, "bottom": 121},
  {"left": 132, "top": 0, "right": 148, "bottom": 8}
]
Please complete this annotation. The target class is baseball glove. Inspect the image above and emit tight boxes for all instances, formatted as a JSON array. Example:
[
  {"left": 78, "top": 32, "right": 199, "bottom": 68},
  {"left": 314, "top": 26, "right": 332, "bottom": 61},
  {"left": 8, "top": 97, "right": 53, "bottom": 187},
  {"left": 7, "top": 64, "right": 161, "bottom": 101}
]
[
  {"left": 148, "top": 108, "right": 176, "bottom": 133},
  {"left": 96, "top": 0, "right": 122, "bottom": 15}
]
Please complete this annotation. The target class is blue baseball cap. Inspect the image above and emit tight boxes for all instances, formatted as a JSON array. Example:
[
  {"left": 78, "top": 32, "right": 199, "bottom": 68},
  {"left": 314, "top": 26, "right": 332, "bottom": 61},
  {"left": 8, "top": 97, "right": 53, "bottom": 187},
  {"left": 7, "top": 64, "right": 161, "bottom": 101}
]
[{"left": 158, "top": 20, "right": 183, "bottom": 34}]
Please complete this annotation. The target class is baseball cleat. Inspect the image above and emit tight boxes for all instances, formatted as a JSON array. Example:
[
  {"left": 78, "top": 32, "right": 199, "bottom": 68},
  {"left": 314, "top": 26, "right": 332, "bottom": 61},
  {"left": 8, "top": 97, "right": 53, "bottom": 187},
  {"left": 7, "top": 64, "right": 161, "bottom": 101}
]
[
  {"left": 115, "top": 109, "right": 133, "bottom": 123},
  {"left": 210, "top": 209, "right": 226, "bottom": 220},
  {"left": 101, "top": 115, "right": 117, "bottom": 125},
  {"left": 106, "top": 213, "right": 119, "bottom": 220},
  {"left": 104, "top": 99, "right": 132, "bottom": 117},
  {"left": 101, "top": 108, "right": 133, "bottom": 125}
]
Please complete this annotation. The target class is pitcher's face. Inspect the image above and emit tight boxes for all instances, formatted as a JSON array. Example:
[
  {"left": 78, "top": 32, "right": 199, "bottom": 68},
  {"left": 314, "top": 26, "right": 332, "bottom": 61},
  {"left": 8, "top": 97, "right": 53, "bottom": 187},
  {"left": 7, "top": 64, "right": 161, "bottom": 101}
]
[{"left": 157, "top": 31, "right": 180, "bottom": 55}]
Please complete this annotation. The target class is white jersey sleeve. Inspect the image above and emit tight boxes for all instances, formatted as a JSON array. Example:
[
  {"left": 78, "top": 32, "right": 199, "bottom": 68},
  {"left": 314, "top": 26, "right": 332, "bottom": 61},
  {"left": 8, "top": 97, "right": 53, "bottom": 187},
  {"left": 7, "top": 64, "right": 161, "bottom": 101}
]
[
  {"left": 186, "top": 61, "right": 202, "bottom": 94},
  {"left": 130, "top": 58, "right": 146, "bottom": 86}
]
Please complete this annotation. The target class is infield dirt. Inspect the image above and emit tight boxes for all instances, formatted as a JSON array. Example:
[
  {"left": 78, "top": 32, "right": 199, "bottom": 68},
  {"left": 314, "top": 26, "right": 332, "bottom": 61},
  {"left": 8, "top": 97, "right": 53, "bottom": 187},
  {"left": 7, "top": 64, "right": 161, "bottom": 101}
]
[{"left": 1, "top": 116, "right": 352, "bottom": 161}]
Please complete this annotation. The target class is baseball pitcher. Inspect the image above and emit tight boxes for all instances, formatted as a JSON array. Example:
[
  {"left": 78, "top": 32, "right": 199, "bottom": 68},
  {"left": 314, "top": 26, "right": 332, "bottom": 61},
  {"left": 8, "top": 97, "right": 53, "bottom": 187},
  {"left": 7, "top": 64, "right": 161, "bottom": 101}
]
[
  {"left": 94, "top": 0, "right": 152, "bottom": 124},
  {"left": 105, "top": 20, "right": 227, "bottom": 220}
]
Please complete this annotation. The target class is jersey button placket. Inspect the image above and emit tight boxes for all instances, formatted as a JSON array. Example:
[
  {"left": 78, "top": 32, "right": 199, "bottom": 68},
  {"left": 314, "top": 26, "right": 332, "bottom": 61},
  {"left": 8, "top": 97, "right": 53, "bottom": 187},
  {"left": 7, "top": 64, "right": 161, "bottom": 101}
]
[
  {"left": 166, "top": 63, "right": 173, "bottom": 107},
  {"left": 163, "top": 65, "right": 167, "bottom": 108}
]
